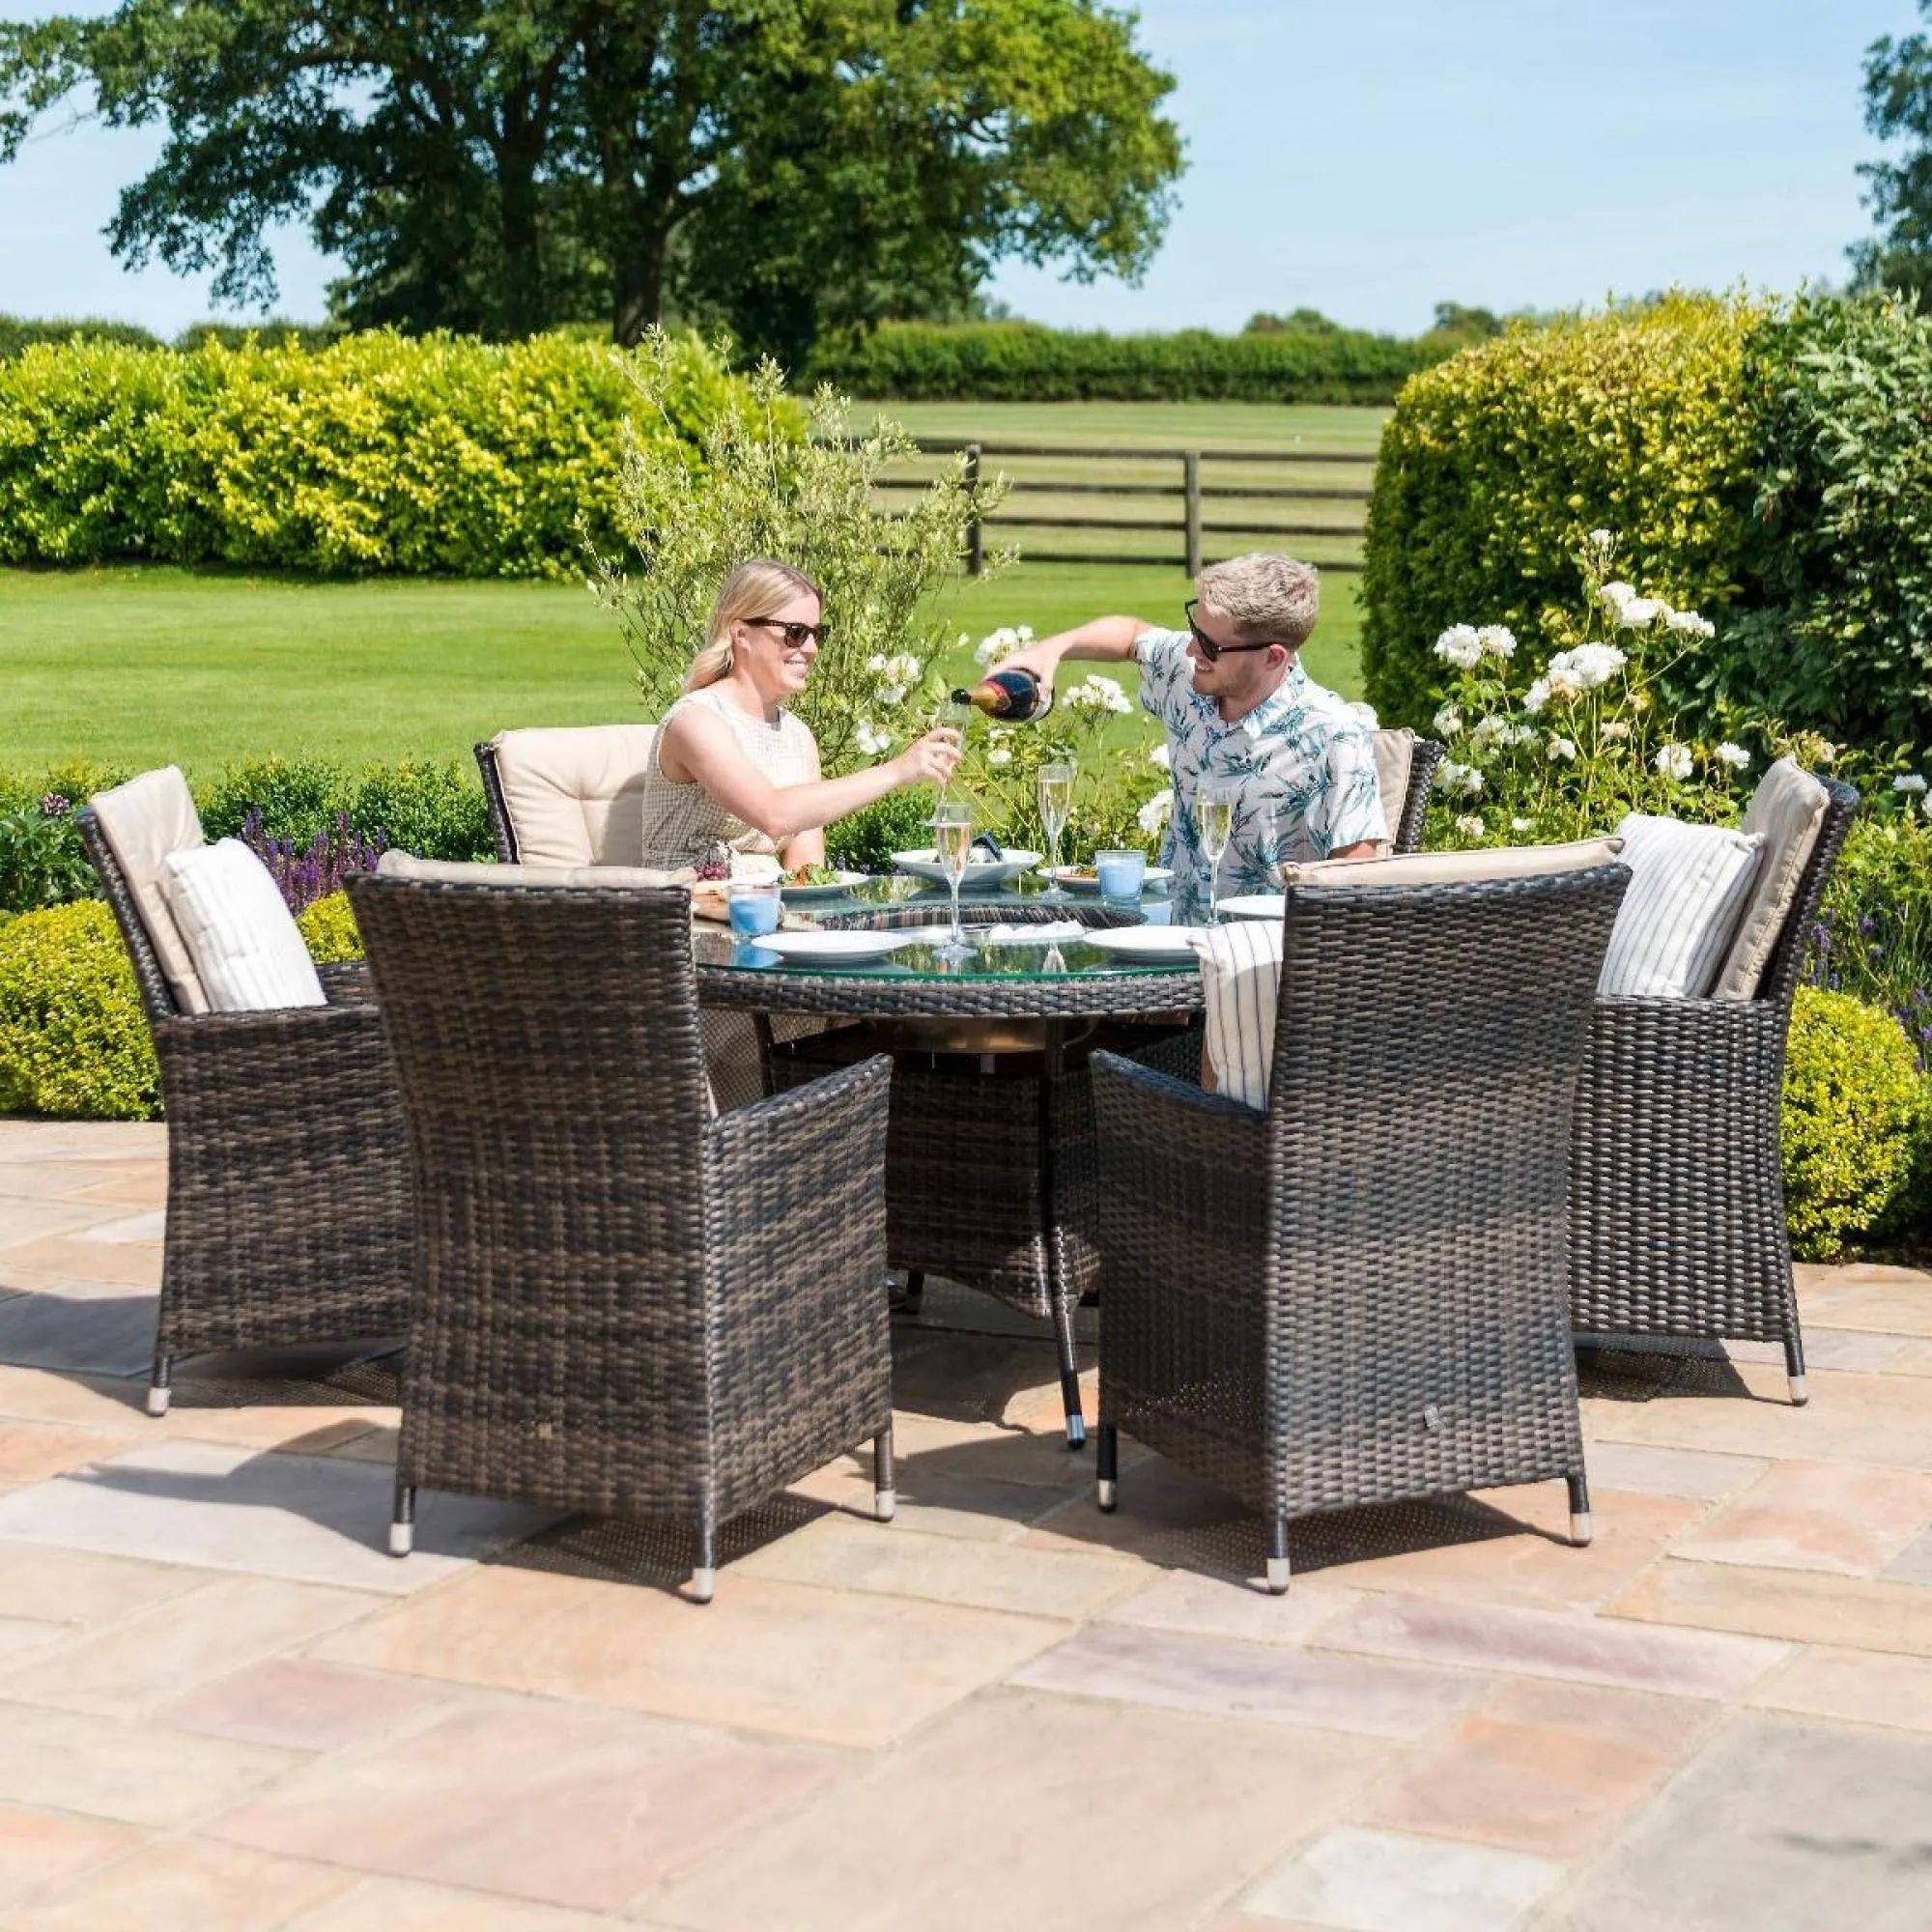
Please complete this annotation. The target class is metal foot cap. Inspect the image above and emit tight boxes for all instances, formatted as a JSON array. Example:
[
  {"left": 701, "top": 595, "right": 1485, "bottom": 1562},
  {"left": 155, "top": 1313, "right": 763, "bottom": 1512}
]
[
  {"left": 387, "top": 1521, "right": 413, "bottom": 1558},
  {"left": 1571, "top": 1511, "right": 1594, "bottom": 1548},
  {"left": 689, "top": 1567, "right": 717, "bottom": 1605},
  {"left": 1264, "top": 1556, "right": 1292, "bottom": 1596},
  {"left": 145, "top": 1383, "right": 170, "bottom": 1418},
  {"left": 1789, "top": 1374, "right": 1809, "bottom": 1406},
  {"left": 1065, "top": 1413, "right": 1087, "bottom": 1450},
  {"left": 1095, "top": 1477, "right": 1118, "bottom": 1512},
  {"left": 874, "top": 1489, "right": 896, "bottom": 1522}
]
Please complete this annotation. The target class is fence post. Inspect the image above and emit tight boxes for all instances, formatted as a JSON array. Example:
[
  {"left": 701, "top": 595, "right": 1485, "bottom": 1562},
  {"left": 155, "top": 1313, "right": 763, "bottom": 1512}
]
[
  {"left": 1183, "top": 450, "right": 1203, "bottom": 576},
  {"left": 964, "top": 442, "right": 983, "bottom": 579}
]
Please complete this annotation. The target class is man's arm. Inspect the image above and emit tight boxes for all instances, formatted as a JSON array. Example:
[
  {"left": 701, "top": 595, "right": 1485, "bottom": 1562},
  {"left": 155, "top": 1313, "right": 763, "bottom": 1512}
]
[{"left": 992, "top": 614, "right": 1151, "bottom": 683}]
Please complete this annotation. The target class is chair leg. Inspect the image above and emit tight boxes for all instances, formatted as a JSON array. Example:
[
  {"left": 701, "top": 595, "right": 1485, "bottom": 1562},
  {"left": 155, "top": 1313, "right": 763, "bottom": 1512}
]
[
  {"left": 388, "top": 1478, "right": 415, "bottom": 1557},
  {"left": 1095, "top": 1423, "right": 1118, "bottom": 1511},
  {"left": 900, "top": 1270, "right": 924, "bottom": 1315},
  {"left": 1567, "top": 1471, "right": 1592, "bottom": 1547},
  {"left": 1265, "top": 1517, "right": 1292, "bottom": 1595},
  {"left": 690, "top": 1518, "right": 717, "bottom": 1605},
  {"left": 1052, "top": 1299, "right": 1085, "bottom": 1450},
  {"left": 1784, "top": 1331, "right": 1808, "bottom": 1406},
  {"left": 873, "top": 1423, "right": 896, "bottom": 1522},
  {"left": 146, "top": 1351, "right": 172, "bottom": 1418}
]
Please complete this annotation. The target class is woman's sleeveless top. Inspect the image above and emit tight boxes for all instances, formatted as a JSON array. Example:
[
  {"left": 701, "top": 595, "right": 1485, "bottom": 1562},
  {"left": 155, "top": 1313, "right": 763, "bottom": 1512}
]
[{"left": 636, "top": 684, "right": 818, "bottom": 870}]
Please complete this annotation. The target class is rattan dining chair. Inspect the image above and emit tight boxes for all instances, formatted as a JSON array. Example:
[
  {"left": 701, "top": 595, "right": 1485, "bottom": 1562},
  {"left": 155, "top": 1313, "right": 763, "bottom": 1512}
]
[
  {"left": 1572, "top": 767, "right": 1859, "bottom": 1404},
  {"left": 349, "top": 865, "right": 896, "bottom": 1603},
  {"left": 1374, "top": 728, "right": 1445, "bottom": 856},
  {"left": 1090, "top": 862, "right": 1629, "bottom": 1592},
  {"left": 76, "top": 770, "right": 411, "bottom": 1416}
]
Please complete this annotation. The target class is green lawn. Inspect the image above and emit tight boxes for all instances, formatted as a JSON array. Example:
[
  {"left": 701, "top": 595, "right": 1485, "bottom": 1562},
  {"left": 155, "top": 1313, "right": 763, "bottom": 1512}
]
[{"left": 0, "top": 399, "right": 1378, "bottom": 775}]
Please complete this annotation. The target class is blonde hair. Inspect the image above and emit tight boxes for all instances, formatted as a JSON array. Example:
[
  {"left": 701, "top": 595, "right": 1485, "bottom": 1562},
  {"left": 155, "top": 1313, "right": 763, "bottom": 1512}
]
[
  {"left": 1195, "top": 553, "right": 1320, "bottom": 650},
  {"left": 684, "top": 559, "right": 824, "bottom": 692}
]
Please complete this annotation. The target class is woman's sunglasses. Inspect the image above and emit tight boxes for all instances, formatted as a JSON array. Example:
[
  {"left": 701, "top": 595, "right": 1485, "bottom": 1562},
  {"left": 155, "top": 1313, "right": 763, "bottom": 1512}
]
[
  {"left": 1184, "top": 599, "right": 1285, "bottom": 663},
  {"left": 742, "top": 616, "right": 830, "bottom": 648}
]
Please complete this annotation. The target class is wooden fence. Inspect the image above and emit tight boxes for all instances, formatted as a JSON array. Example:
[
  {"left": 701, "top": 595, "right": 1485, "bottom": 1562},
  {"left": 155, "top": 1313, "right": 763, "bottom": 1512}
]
[{"left": 878, "top": 438, "right": 1376, "bottom": 576}]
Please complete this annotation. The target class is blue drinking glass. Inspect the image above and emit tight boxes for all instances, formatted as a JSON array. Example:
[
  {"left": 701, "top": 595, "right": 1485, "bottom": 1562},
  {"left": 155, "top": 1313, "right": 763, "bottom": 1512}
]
[{"left": 727, "top": 882, "right": 781, "bottom": 939}]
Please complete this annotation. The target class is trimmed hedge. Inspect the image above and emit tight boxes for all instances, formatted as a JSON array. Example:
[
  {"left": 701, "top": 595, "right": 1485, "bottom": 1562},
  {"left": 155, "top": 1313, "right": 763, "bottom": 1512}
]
[
  {"left": 0, "top": 329, "right": 747, "bottom": 577},
  {"left": 807, "top": 320, "right": 1452, "bottom": 403},
  {"left": 1361, "top": 295, "right": 1761, "bottom": 732}
]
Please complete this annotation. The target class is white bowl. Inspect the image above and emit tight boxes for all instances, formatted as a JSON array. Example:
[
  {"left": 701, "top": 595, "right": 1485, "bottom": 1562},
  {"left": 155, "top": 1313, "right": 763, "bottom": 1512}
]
[
  {"left": 778, "top": 869, "right": 868, "bottom": 901},
  {"left": 894, "top": 847, "right": 1041, "bottom": 889},
  {"left": 1045, "top": 864, "right": 1174, "bottom": 895},
  {"left": 1216, "top": 894, "right": 1288, "bottom": 922},
  {"left": 1082, "top": 925, "right": 1207, "bottom": 965},
  {"left": 755, "top": 929, "right": 914, "bottom": 963}
]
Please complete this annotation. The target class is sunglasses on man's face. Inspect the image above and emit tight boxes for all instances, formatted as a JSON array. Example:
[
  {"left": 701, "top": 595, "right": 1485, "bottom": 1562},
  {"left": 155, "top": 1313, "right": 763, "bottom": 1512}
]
[
  {"left": 1184, "top": 600, "right": 1283, "bottom": 663},
  {"left": 743, "top": 616, "right": 830, "bottom": 649}
]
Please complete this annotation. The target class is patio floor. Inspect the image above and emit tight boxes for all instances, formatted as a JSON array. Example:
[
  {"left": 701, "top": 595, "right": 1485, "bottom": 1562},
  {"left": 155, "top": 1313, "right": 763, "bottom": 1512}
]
[{"left": 0, "top": 1120, "right": 1929, "bottom": 1930}]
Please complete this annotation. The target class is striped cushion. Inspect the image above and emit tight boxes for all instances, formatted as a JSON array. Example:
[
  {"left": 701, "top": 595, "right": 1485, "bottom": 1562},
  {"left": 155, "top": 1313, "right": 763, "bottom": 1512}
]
[
  {"left": 1599, "top": 814, "right": 1764, "bottom": 999},
  {"left": 158, "top": 839, "right": 327, "bottom": 1013},
  {"left": 1190, "top": 919, "right": 1286, "bottom": 1111}
]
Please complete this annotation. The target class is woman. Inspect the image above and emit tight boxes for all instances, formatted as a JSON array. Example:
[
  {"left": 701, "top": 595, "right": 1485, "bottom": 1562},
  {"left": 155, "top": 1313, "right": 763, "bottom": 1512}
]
[{"left": 638, "top": 558, "right": 959, "bottom": 871}]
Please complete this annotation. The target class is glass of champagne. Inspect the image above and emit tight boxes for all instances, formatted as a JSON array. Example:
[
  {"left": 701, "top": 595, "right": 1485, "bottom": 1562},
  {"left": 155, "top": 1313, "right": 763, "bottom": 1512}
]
[
  {"left": 930, "top": 802, "right": 976, "bottom": 961},
  {"left": 1195, "top": 783, "right": 1237, "bottom": 923},
  {"left": 1036, "top": 760, "right": 1075, "bottom": 902},
  {"left": 932, "top": 696, "right": 974, "bottom": 804}
]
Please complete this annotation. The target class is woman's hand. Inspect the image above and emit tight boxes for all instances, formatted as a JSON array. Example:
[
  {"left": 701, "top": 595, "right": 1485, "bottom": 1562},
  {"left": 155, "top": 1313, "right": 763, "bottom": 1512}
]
[{"left": 893, "top": 726, "right": 963, "bottom": 789}]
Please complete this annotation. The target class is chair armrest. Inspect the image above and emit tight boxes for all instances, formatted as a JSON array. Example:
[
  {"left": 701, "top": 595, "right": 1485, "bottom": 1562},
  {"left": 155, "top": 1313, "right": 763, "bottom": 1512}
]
[
  {"left": 318, "top": 959, "right": 374, "bottom": 1005},
  {"left": 1091, "top": 1049, "right": 1265, "bottom": 1245},
  {"left": 1092, "top": 1047, "right": 1264, "bottom": 1135}
]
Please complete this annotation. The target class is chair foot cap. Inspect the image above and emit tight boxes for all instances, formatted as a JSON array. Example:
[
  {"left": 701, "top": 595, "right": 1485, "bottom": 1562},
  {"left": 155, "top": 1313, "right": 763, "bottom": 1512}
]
[
  {"left": 1065, "top": 1414, "right": 1087, "bottom": 1450},
  {"left": 689, "top": 1567, "right": 716, "bottom": 1605},
  {"left": 146, "top": 1384, "right": 170, "bottom": 1418},
  {"left": 874, "top": 1489, "right": 896, "bottom": 1523},
  {"left": 1789, "top": 1375, "right": 1809, "bottom": 1406},
  {"left": 1264, "top": 1557, "right": 1292, "bottom": 1596},
  {"left": 1096, "top": 1478, "right": 1117, "bottom": 1512},
  {"left": 1571, "top": 1511, "right": 1593, "bottom": 1548},
  {"left": 387, "top": 1522, "right": 412, "bottom": 1558}
]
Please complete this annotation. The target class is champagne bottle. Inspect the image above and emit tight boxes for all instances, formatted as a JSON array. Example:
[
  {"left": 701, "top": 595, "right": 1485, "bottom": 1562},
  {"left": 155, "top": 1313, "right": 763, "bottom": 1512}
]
[{"left": 951, "top": 667, "right": 1054, "bottom": 723}]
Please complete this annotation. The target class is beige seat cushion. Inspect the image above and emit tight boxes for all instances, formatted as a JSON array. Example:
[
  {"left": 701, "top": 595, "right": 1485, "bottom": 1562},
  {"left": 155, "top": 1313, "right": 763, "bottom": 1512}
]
[
  {"left": 1712, "top": 758, "right": 1831, "bottom": 1001},
  {"left": 489, "top": 724, "right": 661, "bottom": 867},
  {"left": 1371, "top": 727, "right": 1415, "bottom": 845},
  {"left": 376, "top": 852, "right": 692, "bottom": 890},
  {"left": 1280, "top": 837, "right": 1623, "bottom": 892},
  {"left": 87, "top": 767, "right": 212, "bottom": 1014}
]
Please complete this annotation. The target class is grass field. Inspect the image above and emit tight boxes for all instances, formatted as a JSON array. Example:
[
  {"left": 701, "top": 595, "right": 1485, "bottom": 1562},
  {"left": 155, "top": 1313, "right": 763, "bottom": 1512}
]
[{"left": 0, "top": 400, "right": 1380, "bottom": 775}]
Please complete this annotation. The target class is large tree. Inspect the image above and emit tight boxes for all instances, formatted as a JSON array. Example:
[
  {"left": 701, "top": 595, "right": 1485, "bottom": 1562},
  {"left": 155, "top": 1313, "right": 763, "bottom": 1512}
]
[
  {"left": 1854, "top": 3, "right": 1932, "bottom": 302},
  {"left": 0, "top": 1, "right": 1182, "bottom": 362}
]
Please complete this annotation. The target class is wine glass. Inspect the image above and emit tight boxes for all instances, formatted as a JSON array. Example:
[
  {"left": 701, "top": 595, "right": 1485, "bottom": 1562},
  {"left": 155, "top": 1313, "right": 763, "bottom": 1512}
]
[
  {"left": 932, "top": 696, "right": 975, "bottom": 803},
  {"left": 1195, "top": 783, "right": 1237, "bottom": 923},
  {"left": 1036, "top": 760, "right": 1075, "bottom": 902},
  {"left": 930, "top": 802, "right": 976, "bottom": 962}
]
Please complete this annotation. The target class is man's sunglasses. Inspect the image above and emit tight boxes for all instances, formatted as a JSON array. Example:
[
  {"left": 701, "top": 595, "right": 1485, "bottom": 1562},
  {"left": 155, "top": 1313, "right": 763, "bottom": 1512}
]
[
  {"left": 1184, "top": 599, "right": 1286, "bottom": 663},
  {"left": 742, "top": 616, "right": 830, "bottom": 648}
]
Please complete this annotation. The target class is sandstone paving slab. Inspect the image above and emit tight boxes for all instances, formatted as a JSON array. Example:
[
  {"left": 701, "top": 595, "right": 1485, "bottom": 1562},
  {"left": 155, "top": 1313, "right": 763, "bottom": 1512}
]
[
  {"left": 0, "top": 1574, "right": 384, "bottom": 1717},
  {"left": 0, "top": 1420, "right": 136, "bottom": 1484},
  {"left": 210, "top": 1700, "right": 842, "bottom": 1914},
  {"left": 1238, "top": 1826, "right": 1566, "bottom": 1932},
  {"left": 1726, "top": 1327, "right": 1920, "bottom": 1373},
  {"left": 0, "top": 1366, "right": 159, "bottom": 1429},
  {"left": 0, "top": 1199, "right": 137, "bottom": 1248},
  {"left": 0, "top": 1804, "right": 145, "bottom": 1914},
  {"left": 1098, "top": 1568, "right": 1366, "bottom": 1646},
  {"left": 1536, "top": 1715, "right": 1932, "bottom": 1931},
  {"left": 733, "top": 1513, "right": 1148, "bottom": 1619},
  {"left": 69, "top": 1208, "right": 166, "bottom": 1246},
  {"left": 0, "top": 1616, "right": 63, "bottom": 1663},
  {"left": 1747, "top": 1644, "right": 1932, "bottom": 1732},
  {"left": 0, "top": 1541, "right": 205, "bottom": 1626},
  {"left": 158, "top": 1658, "right": 456, "bottom": 1755},
  {"left": 783, "top": 1450, "right": 1069, "bottom": 1544},
  {"left": 1884, "top": 1525, "right": 1932, "bottom": 1583},
  {"left": 1610, "top": 1556, "right": 1932, "bottom": 1656},
  {"left": 0, "top": 1701, "right": 299, "bottom": 1829},
  {"left": 1577, "top": 1441, "right": 1766, "bottom": 1501},
  {"left": 0, "top": 1440, "right": 554, "bottom": 1593},
  {"left": 67, "top": 1165, "right": 168, "bottom": 1209},
  {"left": 313, "top": 1563, "right": 1072, "bottom": 1750},
  {"left": 283, "top": 1875, "right": 632, "bottom": 1930},
  {"left": 1670, "top": 1460, "right": 1932, "bottom": 1577},
  {"left": 7, "top": 1836, "right": 357, "bottom": 1932},
  {"left": 643, "top": 1686, "right": 1387, "bottom": 1932},
  {"left": 1009, "top": 1622, "right": 1486, "bottom": 1740},
  {"left": 0, "top": 1289, "right": 158, "bottom": 1376},
  {"left": 1793, "top": 1264, "right": 1932, "bottom": 1338},
  {"left": 0, "top": 1159, "right": 152, "bottom": 1203},
  {"left": 1365, "top": 1676, "right": 1716, "bottom": 1858},
  {"left": 1316, "top": 1592, "right": 1790, "bottom": 1700},
  {"left": 0, "top": 1235, "right": 161, "bottom": 1289}
]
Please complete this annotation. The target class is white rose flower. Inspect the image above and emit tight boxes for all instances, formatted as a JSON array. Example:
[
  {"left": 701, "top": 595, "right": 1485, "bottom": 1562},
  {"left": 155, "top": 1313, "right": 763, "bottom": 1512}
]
[
  {"left": 1716, "top": 742, "right": 1752, "bottom": 771},
  {"left": 1893, "top": 773, "right": 1929, "bottom": 795},
  {"left": 1469, "top": 714, "right": 1512, "bottom": 753},
  {"left": 1510, "top": 815, "right": 1534, "bottom": 833},
  {"left": 1509, "top": 723, "right": 1540, "bottom": 748},
  {"left": 1601, "top": 721, "right": 1631, "bottom": 742},
  {"left": 1547, "top": 736, "right": 1578, "bottom": 762},
  {"left": 1438, "top": 759, "right": 1484, "bottom": 799},
  {"left": 1015, "top": 626, "right": 1034, "bottom": 642},
  {"left": 988, "top": 747, "right": 1012, "bottom": 767},
  {"left": 1433, "top": 624, "right": 1484, "bottom": 669},
  {"left": 1454, "top": 812, "right": 1486, "bottom": 838},
  {"left": 1600, "top": 580, "right": 1636, "bottom": 614},
  {"left": 856, "top": 721, "right": 891, "bottom": 756},
  {"left": 1617, "top": 597, "right": 1662, "bottom": 630},
  {"left": 1587, "top": 527, "right": 1614, "bottom": 550},
  {"left": 867, "top": 652, "right": 889, "bottom": 672},
  {"left": 1653, "top": 742, "right": 1693, "bottom": 781},
  {"left": 1433, "top": 702, "right": 1463, "bottom": 737},
  {"left": 1521, "top": 678, "right": 1550, "bottom": 715},
  {"left": 1476, "top": 624, "right": 1518, "bottom": 660},
  {"left": 1816, "top": 740, "right": 1838, "bottom": 764},
  {"left": 1665, "top": 609, "right": 1716, "bottom": 640},
  {"left": 1921, "top": 792, "right": 1932, "bottom": 821},
  {"left": 1136, "top": 787, "right": 1174, "bottom": 835},
  {"left": 1149, "top": 743, "right": 1172, "bottom": 770},
  {"left": 1547, "top": 666, "right": 1585, "bottom": 702}
]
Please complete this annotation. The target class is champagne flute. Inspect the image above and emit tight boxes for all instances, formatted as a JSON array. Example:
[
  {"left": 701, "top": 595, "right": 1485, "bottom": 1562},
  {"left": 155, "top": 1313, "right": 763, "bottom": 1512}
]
[
  {"left": 933, "top": 696, "right": 974, "bottom": 804},
  {"left": 930, "top": 802, "right": 976, "bottom": 961},
  {"left": 1195, "top": 783, "right": 1237, "bottom": 923},
  {"left": 1036, "top": 760, "right": 1075, "bottom": 902}
]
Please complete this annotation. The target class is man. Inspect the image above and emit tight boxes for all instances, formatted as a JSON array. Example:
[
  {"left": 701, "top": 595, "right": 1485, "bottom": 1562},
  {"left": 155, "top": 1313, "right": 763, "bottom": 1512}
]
[{"left": 995, "top": 553, "right": 1384, "bottom": 913}]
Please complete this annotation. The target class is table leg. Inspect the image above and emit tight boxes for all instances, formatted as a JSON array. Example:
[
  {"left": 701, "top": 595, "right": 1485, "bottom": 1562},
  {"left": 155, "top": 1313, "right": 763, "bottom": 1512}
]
[{"left": 1042, "top": 1020, "right": 1086, "bottom": 1451}]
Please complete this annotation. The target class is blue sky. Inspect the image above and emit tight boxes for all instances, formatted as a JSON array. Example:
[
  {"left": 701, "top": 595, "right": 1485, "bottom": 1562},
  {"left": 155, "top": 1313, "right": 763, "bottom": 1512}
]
[{"left": 0, "top": 0, "right": 1917, "bottom": 334}]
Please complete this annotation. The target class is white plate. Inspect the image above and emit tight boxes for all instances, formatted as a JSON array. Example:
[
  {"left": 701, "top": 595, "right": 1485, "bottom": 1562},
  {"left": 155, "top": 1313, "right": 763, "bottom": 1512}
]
[
  {"left": 894, "top": 848, "right": 1041, "bottom": 888},
  {"left": 755, "top": 929, "right": 913, "bottom": 963},
  {"left": 976, "top": 921, "right": 1086, "bottom": 947},
  {"left": 1216, "top": 894, "right": 1287, "bottom": 922},
  {"left": 1045, "top": 865, "right": 1175, "bottom": 895},
  {"left": 1082, "top": 924, "right": 1208, "bottom": 965},
  {"left": 778, "top": 870, "right": 868, "bottom": 901}
]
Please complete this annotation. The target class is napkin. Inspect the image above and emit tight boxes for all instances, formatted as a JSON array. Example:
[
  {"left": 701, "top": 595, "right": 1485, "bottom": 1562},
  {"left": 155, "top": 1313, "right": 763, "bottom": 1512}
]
[{"left": 978, "top": 921, "right": 1085, "bottom": 946}]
